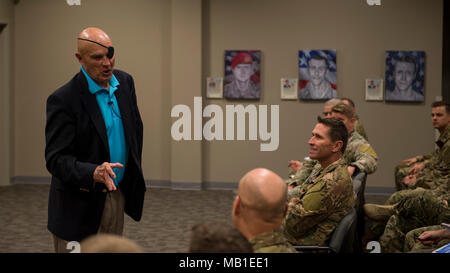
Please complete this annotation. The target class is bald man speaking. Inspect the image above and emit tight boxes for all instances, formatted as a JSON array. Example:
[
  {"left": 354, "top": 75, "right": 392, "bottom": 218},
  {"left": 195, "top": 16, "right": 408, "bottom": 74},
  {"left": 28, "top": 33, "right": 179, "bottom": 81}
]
[{"left": 45, "top": 27, "right": 145, "bottom": 252}]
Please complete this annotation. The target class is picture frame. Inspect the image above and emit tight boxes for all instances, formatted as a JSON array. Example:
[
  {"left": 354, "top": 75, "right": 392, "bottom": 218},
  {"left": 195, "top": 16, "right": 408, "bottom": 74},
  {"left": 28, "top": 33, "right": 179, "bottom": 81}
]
[
  {"left": 385, "top": 51, "right": 425, "bottom": 102},
  {"left": 280, "top": 78, "right": 298, "bottom": 100},
  {"left": 365, "top": 79, "right": 384, "bottom": 101},
  {"left": 224, "top": 50, "right": 261, "bottom": 100},
  {"left": 206, "top": 77, "right": 223, "bottom": 99},
  {"left": 298, "top": 49, "right": 337, "bottom": 100}
]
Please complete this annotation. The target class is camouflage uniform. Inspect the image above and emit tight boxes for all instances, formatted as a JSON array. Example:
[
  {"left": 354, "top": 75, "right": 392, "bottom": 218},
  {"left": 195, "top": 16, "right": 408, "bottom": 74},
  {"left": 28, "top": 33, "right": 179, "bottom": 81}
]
[
  {"left": 354, "top": 115, "right": 368, "bottom": 141},
  {"left": 283, "top": 158, "right": 355, "bottom": 246},
  {"left": 404, "top": 225, "right": 450, "bottom": 253},
  {"left": 224, "top": 80, "right": 259, "bottom": 99},
  {"left": 379, "top": 188, "right": 450, "bottom": 253},
  {"left": 286, "top": 130, "right": 377, "bottom": 189},
  {"left": 394, "top": 125, "right": 450, "bottom": 191},
  {"left": 394, "top": 155, "right": 432, "bottom": 191},
  {"left": 249, "top": 230, "right": 298, "bottom": 253},
  {"left": 368, "top": 179, "right": 449, "bottom": 248}
]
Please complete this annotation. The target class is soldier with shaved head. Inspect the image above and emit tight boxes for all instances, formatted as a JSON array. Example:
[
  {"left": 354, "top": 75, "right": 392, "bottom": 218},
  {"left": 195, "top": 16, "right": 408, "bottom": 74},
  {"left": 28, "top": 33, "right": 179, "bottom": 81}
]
[
  {"left": 232, "top": 168, "right": 297, "bottom": 253},
  {"left": 45, "top": 27, "right": 145, "bottom": 252}
]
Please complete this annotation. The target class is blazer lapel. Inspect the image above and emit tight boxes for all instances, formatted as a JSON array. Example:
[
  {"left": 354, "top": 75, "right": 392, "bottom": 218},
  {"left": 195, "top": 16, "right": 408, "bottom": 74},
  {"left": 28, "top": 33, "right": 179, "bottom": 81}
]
[
  {"left": 114, "top": 84, "right": 133, "bottom": 148},
  {"left": 77, "top": 73, "right": 110, "bottom": 154}
]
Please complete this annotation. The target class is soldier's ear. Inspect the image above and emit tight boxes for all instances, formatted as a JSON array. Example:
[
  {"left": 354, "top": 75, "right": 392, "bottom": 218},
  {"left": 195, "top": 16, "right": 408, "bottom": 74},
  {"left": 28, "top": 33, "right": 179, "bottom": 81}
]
[
  {"left": 232, "top": 195, "right": 241, "bottom": 216},
  {"left": 332, "top": 140, "right": 343, "bottom": 153}
]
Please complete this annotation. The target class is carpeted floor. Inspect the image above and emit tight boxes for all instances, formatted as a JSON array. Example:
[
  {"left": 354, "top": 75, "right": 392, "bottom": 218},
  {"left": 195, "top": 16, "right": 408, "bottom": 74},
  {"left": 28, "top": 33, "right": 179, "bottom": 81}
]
[{"left": 0, "top": 184, "right": 388, "bottom": 253}]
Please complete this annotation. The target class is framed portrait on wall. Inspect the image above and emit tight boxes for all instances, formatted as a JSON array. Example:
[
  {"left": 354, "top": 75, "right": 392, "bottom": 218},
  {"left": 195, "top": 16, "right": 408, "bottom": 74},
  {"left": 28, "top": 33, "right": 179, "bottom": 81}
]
[
  {"left": 298, "top": 49, "right": 337, "bottom": 100},
  {"left": 224, "top": 50, "right": 261, "bottom": 100},
  {"left": 206, "top": 77, "right": 223, "bottom": 99},
  {"left": 365, "top": 79, "right": 384, "bottom": 101},
  {"left": 280, "top": 78, "right": 298, "bottom": 100},
  {"left": 385, "top": 51, "right": 425, "bottom": 102}
]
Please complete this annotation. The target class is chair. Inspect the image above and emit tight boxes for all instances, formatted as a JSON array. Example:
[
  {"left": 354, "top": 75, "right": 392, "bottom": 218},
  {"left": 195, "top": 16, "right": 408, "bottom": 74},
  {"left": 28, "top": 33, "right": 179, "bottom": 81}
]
[
  {"left": 294, "top": 208, "right": 358, "bottom": 253},
  {"left": 352, "top": 170, "right": 368, "bottom": 252},
  {"left": 352, "top": 170, "right": 367, "bottom": 210}
]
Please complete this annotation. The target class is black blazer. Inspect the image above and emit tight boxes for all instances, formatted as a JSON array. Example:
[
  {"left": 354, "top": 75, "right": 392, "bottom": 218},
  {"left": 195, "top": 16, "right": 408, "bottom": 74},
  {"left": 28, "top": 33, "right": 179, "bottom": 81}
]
[{"left": 45, "top": 69, "right": 146, "bottom": 242}]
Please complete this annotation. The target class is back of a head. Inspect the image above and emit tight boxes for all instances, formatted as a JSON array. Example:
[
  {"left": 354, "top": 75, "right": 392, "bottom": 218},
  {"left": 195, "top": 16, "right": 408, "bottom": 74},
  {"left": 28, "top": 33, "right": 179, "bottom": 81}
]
[
  {"left": 238, "top": 168, "right": 287, "bottom": 223},
  {"left": 189, "top": 221, "right": 253, "bottom": 253},
  {"left": 80, "top": 233, "right": 143, "bottom": 253},
  {"left": 340, "top": 97, "right": 355, "bottom": 108},
  {"left": 324, "top": 98, "right": 342, "bottom": 107},
  {"left": 331, "top": 103, "right": 354, "bottom": 119}
]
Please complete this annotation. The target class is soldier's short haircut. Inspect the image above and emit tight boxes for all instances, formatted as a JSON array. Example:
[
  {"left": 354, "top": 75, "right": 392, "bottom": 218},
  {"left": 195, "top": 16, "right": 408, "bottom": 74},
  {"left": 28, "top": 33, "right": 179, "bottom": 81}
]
[
  {"left": 189, "top": 221, "right": 254, "bottom": 253},
  {"left": 317, "top": 116, "right": 348, "bottom": 154},
  {"left": 324, "top": 98, "right": 342, "bottom": 107},
  {"left": 340, "top": 97, "right": 355, "bottom": 108},
  {"left": 331, "top": 103, "right": 354, "bottom": 119},
  {"left": 308, "top": 54, "right": 329, "bottom": 68},
  {"left": 81, "top": 234, "right": 143, "bottom": 253},
  {"left": 431, "top": 101, "right": 450, "bottom": 114},
  {"left": 395, "top": 55, "right": 417, "bottom": 74}
]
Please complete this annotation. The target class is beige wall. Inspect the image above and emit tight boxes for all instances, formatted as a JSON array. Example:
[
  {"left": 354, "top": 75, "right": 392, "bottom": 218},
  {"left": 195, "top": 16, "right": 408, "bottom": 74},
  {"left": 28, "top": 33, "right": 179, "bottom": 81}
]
[
  {"left": 10, "top": 0, "right": 443, "bottom": 191},
  {"left": 0, "top": 0, "right": 14, "bottom": 186},
  {"left": 13, "top": 0, "right": 173, "bottom": 182},
  {"left": 203, "top": 0, "right": 443, "bottom": 190}
]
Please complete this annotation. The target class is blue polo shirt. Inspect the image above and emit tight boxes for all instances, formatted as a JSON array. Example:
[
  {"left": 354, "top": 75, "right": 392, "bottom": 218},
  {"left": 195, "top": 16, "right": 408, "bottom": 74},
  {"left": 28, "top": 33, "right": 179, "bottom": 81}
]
[{"left": 81, "top": 66, "right": 128, "bottom": 186}]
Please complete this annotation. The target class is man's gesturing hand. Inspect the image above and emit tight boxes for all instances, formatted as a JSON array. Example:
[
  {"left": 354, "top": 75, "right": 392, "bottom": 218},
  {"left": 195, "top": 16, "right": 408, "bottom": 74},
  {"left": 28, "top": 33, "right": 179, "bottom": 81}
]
[{"left": 93, "top": 162, "right": 123, "bottom": 191}]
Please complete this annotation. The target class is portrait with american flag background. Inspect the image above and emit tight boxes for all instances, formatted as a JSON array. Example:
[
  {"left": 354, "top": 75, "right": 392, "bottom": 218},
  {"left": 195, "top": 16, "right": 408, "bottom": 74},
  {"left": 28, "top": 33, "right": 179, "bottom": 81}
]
[
  {"left": 385, "top": 50, "right": 425, "bottom": 102},
  {"left": 298, "top": 50, "right": 337, "bottom": 100}
]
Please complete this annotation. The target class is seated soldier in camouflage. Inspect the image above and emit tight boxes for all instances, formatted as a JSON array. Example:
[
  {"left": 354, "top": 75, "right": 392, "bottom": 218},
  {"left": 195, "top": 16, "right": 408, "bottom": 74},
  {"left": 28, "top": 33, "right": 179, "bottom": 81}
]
[
  {"left": 232, "top": 168, "right": 297, "bottom": 253},
  {"left": 364, "top": 178, "right": 449, "bottom": 252},
  {"left": 283, "top": 117, "right": 355, "bottom": 246},
  {"left": 404, "top": 224, "right": 450, "bottom": 253},
  {"left": 341, "top": 97, "right": 368, "bottom": 141},
  {"left": 394, "top": 101, "right": 450, "bottom": 191},
  {"left": 189, "top": 221, "right": 253, "bottom": 253},
  {"left": 288, "top": 98, "right": 342, "bottom": 175},
  {"left": 287, "top": 103, "right": 377, "bottom": 197}
]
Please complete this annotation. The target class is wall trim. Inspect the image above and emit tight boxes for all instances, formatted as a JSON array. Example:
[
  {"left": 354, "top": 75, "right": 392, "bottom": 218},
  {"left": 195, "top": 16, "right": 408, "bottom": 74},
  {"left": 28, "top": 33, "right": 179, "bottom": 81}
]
[
  {"left": 202, "top": 181, "right": 238, "bottom": 190},
  {"left": 11, "top": 176, "right": 51, "bottom": 184},
  {"left": 10, "top": 176, "right": 397, "bottom": 196},
  {"left": 365, "top": 186, "right": 396, "bottom": 196},
  {"left": 170, "top": 181, "right": 202, "bottom": 191}
]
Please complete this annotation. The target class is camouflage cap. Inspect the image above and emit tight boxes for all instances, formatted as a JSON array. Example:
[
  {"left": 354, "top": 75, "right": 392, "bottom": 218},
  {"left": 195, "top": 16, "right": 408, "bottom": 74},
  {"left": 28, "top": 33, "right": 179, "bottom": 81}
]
[{"left": 331, "top": 103, "right": 354, "bottom": 119}]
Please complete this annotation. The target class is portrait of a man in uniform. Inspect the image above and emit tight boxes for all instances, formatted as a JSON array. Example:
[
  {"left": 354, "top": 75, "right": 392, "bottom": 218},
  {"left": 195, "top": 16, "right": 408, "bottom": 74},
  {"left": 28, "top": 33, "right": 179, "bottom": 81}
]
[
  {"left": 224, "top": 50, "right": 261, "bottom": 100},
  {"left": 385, "top": 51, "right": 425, "bottom": 102},
  {"left": 298, "top": 50, "right": 337, "bottom": 100}
]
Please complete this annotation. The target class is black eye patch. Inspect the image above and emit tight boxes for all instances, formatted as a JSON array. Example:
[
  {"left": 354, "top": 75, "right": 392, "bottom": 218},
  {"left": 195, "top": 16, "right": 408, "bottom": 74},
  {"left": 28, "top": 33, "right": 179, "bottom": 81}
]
[{"left": 77, "top": 38, "right": 114, "bottom": 59}]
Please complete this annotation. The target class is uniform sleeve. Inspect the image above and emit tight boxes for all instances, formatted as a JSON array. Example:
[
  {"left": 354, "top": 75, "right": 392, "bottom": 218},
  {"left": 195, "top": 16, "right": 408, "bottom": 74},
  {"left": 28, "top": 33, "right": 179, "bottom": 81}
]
[
  {"left": 439, "top": 141, "right": 450, "bottom": 166},
  {"left": 425, "top": 141, "right": 450, "bottom": 175},
  {"left": 284, "top": 171, "right": 352, "bottom": 238},
  {"left": 355, "top": 120, "right": 368, "bottom": 141},
  {"left": 349, "top": 141, "right": 378, "bottom": 174},
  {"left": 417, "top": 152, "right": 434, "bottom": 164},
  {"left": 286, "top": 159, "right": 316, "bottom": 187}
]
